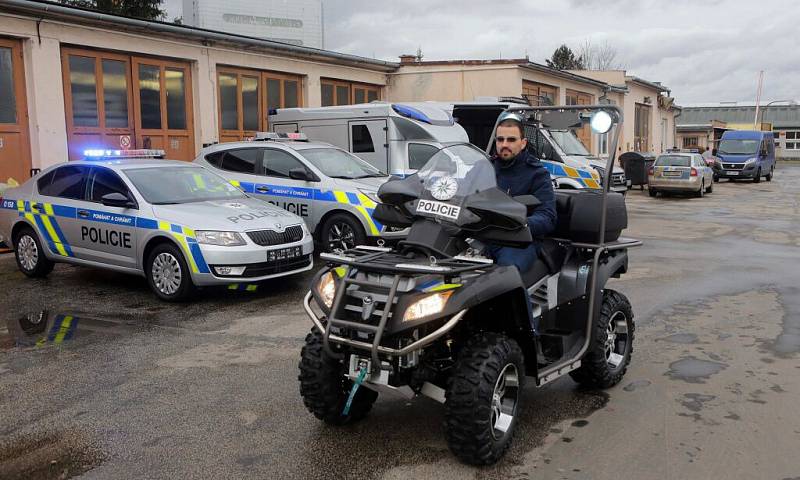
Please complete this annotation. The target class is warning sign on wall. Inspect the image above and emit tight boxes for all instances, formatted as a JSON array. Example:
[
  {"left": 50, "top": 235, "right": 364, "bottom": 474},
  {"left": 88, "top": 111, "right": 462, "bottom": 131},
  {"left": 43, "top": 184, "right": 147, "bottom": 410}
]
[{"left": 119, "top": 135, "right": 131, "bottom": 149}]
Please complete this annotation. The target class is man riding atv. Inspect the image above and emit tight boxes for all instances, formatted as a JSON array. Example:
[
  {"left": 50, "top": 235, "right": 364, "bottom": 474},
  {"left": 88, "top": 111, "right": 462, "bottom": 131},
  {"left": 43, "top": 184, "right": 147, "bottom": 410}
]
[{"left": 298, "top": 105, "right": 639, "bottom": 466}]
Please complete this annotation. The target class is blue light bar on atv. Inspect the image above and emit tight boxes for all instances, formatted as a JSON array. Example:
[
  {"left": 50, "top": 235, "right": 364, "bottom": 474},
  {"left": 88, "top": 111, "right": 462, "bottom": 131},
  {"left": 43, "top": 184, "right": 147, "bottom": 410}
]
[{"left": 392, "top": 104, "right": 433, "bottom": 124}]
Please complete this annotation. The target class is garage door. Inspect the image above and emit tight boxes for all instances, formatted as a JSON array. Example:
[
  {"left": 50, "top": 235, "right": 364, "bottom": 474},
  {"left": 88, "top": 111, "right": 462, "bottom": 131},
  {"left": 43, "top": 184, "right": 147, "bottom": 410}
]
[
  {"left": 0, "top": 38, "right": 32, "bottom": 183},
  {"left": 62, "top": 48, "right": 194, "bottom": 161}
]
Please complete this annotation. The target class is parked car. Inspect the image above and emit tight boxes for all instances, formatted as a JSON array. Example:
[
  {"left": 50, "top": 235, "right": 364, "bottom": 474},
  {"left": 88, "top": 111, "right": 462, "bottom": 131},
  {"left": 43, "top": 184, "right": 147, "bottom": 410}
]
[
  {"left": 195, "top": 134, "right": 402, "bottom": 252},
  {"left": 716, "top": 130, "right": 776, "bottom": 182},
  {"left": 648, "top": 152, "right": 714, "bottom": 198},
  {"left": 0, "top": 150, "right": 314, "bottom": 301}
]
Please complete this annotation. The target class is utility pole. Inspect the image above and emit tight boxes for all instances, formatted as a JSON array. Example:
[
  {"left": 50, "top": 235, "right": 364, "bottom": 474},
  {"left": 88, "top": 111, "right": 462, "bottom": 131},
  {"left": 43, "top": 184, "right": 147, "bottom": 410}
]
[{"left": 753, "top": 70, "right": 764, "bottom": 129}]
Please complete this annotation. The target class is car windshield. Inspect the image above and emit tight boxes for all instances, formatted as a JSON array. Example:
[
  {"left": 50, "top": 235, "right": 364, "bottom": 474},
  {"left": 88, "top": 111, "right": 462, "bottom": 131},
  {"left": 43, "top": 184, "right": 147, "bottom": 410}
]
[
  {"left": 417, "top": 144, "right": 495, "bottom": 203},
  {"left": 300, "top": 148, "right": 387, "bottom": 179},
  {"left": 548, "top": 129, "right": 591, "bottom": 156},
  {"left": 124, "top": 166, "right": 246, "bottom": 204},
  {"left": 718, "top": 139, "right": 759, "bottom": 155},
  {"left": 655, "top": 155, "right": 691, "bottom": 167}
]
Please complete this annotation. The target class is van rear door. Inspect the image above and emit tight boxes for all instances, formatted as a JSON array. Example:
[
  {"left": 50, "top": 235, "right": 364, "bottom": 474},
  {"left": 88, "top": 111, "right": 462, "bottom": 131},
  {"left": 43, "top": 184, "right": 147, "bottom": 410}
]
[{"left": 348, "top": 120, "right": 388, "bottom": 172}]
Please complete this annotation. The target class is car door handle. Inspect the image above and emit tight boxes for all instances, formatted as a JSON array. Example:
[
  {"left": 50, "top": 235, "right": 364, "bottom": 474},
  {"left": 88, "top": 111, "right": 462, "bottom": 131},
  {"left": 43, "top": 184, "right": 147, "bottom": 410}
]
[
  {"left": 77, "top": 210, "right": 89, "bottom": 218},
  {"left": 255, "top": 186, "right": 270, "bottom": 193},
  {"left": 31, "top": 203, "right": 44, "bottom": 211}
]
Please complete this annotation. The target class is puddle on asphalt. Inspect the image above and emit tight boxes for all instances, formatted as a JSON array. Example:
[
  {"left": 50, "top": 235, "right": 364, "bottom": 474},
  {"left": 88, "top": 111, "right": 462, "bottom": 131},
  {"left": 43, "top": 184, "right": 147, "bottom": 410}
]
[
  {"left": 666, "top": 356, "right": 728, "bottom": 384},
  {"left": 658, "top": 333, "right": 699, "bottom": 344},
  {"left": 766, "top": 286, "right": 800, "bottom": 358},
  {"left": 0, "top": 430, "right": 103, "bottom": 480},
  {"left": 681, "top": 393, "right": 716, "bottom": 412},
  {"left": 623, "top": 379, "right": 652, "bottom": 392},
  {"left": 0, "top": 311, "right": 149, "bottom": 351}
]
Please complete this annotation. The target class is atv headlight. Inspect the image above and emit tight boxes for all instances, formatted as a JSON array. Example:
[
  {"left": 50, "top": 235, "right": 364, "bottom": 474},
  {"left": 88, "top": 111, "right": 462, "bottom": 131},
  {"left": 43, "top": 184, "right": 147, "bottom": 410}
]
[
  {"left": 315, "top": 272, "right": 338, "bottom": 308},
  {"left": 403, "top": 291, "right": 454, "bottom": 322},
  {"left": 195, "top": 231, "right": 246, "bottom": 246}
]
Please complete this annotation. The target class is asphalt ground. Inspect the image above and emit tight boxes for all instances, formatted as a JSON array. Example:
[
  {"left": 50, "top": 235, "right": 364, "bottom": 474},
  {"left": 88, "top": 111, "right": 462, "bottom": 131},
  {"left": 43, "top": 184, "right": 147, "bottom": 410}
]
[{"left": 1, "top": 166, "right": 799, "bottom": 479}]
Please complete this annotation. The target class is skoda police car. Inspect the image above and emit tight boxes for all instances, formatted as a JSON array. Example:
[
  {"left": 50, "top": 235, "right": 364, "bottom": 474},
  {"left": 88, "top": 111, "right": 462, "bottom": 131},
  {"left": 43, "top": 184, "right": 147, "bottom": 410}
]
[
  {"left": 194, "top": 133, "right": 401, "bottom": 252},
  {"left": 0, "top": 150, "right": 313, "bottom": 301}
]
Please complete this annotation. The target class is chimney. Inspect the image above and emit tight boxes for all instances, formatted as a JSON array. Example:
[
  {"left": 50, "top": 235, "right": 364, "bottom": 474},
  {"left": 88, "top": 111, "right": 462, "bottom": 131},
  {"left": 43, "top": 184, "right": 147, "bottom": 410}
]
[{"left": 399, "top": 54, "right": 417, "bottom": 65}]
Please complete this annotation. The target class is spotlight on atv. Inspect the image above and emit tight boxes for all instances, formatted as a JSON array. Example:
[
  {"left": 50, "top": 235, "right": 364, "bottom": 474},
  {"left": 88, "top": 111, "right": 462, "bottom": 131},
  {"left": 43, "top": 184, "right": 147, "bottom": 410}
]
[{"left": 590, "top": 110, "right": 614, "bottom": 134}]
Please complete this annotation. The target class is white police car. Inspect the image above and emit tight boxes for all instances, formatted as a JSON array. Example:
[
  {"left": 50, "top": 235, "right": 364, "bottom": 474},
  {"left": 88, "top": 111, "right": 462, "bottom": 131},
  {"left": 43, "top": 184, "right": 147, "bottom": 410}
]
[
  {"left": 0, "top": 150, "right": 313, "bottom": 301},
  {"left": 195, "top": 133, "right": 403, "bottom": 252}
]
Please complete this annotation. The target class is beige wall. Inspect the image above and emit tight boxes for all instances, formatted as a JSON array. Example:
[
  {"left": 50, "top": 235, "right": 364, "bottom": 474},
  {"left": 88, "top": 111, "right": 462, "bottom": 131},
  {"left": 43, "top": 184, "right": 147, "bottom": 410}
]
[
  {"left": 0, "top": 14, "right": 389, "bottom": 170},
  {"left": 388, "top": 64, "right": 522, "bottom": 102}
]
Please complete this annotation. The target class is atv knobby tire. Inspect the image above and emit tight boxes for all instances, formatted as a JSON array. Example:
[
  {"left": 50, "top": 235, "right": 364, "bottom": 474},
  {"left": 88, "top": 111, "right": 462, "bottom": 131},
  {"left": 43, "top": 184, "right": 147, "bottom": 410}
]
[
  {"left": 444, "top": 332, "right": 524, "bottom": 465},
  {"left": 569, "top": 289, "right": 635, "bottom": 389},
  {"left": 298, "top": 330, "right": 378, "bottom": 425}
]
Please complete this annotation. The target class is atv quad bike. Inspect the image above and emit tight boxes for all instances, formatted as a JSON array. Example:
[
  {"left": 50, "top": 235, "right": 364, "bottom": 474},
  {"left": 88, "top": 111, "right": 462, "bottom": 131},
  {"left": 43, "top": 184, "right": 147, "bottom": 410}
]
[{"left": 298, "top": 105, "right": 640, "bottom": 465}]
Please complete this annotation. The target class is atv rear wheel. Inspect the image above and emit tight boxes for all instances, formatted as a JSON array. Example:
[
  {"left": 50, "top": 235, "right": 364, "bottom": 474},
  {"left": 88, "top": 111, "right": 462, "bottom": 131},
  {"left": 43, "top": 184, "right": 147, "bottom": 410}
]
[
  {"left": 444, "top": 332, "right": 524, "bottom": 465},
  {"left": 569, "top": 290, "right": 635, "bottom": 389},
  {"left": 298, "top": 330, "right": 378, "bottom": 425}
]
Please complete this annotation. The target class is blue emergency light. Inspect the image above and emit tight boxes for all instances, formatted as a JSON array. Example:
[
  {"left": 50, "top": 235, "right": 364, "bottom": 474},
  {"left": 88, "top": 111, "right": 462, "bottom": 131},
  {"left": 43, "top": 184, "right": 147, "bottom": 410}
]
[{"left": 83, "top": 149, "right": 166, "bottom": 159}]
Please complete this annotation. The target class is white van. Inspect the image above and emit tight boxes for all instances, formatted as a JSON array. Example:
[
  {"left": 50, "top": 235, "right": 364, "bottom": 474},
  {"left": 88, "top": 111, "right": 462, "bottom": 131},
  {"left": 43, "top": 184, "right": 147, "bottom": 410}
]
[{"left": 268, "top": 103, "right": 469, "bottom": 177}]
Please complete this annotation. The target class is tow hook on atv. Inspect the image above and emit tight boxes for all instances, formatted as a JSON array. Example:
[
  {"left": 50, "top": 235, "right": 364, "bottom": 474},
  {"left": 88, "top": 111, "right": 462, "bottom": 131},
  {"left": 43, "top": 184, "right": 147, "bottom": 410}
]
[{"left": 342, "top": 365, "right": 369, "bottom": 416}]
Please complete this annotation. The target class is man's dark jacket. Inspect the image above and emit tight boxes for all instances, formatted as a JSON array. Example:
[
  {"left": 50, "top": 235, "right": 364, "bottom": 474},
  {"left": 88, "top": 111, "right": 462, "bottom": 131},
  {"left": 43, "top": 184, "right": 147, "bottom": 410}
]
[{"left": 492, "top": 149, "right": 557, "bottom": 238}]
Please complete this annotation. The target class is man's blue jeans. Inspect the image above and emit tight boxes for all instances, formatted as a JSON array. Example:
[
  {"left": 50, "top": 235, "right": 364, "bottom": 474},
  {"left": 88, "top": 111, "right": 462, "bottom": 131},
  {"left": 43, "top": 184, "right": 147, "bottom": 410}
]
[{"left": 487, "top": 243, "right": 540, "bottom": 334}]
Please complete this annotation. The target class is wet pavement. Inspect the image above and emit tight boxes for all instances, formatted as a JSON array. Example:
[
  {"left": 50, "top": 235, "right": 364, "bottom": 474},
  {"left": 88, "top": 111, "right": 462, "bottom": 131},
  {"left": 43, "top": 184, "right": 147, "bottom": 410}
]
[{"left": 1, "top": 166, "right": 800, "bottom": 479}]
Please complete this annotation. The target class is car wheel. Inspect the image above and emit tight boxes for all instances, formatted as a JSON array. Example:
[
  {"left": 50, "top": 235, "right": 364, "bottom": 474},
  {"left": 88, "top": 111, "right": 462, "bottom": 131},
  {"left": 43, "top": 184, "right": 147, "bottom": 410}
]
[
  {"left": 13, "top": 227, "right": 54, "bottom": 278},
  {"left": 648, "top": 188, "right": 658, "bottom": 198},
  {"left": 569, "top": 290, "right": 635, "bottom": 388},
  {"left": 696, "top": 180, "right": 704, "bottom": 198},
  {"left": 713, "top": 174, "right": 719, "bottom": 183},
  {"left": 319, "top": 213, "right": 366, "bottom": 253},
  {"left": 753, "top": 168, "right": 761, "bottom": 183},
  {"left": 298, "top": 330, "right": 378, "bottom": 425},
  {"left": 445, "top": 332, "right": 524, "bottom": 465},
  {"left": 145, "top": 242, "right": 195, "bottom": 301},
  {"left": 706, "top": 181, "right": 713, "bottom": 194},
  {"left": 766, "top": 166, "right": 774, "bottom": 182}
]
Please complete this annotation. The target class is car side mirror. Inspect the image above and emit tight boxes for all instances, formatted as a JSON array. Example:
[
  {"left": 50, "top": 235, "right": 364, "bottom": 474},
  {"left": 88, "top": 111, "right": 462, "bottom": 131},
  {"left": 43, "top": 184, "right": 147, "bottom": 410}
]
[
  {"left": 101, "top": 192, "right": 136, "bottom": 209},
  {"left": 289, "top": 167, "right": 315, "bottom": 181}
]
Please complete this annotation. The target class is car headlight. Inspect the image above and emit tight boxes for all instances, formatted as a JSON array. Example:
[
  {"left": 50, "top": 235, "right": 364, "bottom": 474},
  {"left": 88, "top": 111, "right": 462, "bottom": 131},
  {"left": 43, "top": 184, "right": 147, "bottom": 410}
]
[
  {"left": 403, "top": 291, "right": 454, "bottom": 322},
  {"left": 315, "top": 271, "right": 338, "bottom": 308},
  {"left": 358, "top": 189, "right": 380, "bottom": 204},
  {"left": 301, "top": 222, "right": 311, "bottom": 236},
  {"left": 745, "top": 157, "right": 757, "bottom": 164},
  {"left": 195, "top": 230, "right": 246, "bottom": 246}
]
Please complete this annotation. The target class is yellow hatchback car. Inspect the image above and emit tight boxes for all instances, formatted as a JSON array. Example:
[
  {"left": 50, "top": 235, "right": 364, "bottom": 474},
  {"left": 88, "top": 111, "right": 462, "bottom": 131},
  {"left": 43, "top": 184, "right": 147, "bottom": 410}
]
[{"left": 648, "top": 152, "right": 714, "bottom": 198}]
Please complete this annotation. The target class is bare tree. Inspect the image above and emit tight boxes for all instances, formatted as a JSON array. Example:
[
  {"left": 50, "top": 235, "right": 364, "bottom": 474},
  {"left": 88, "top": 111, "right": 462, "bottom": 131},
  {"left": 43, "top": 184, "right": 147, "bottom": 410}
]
[{"left": 576, "top": 38, "right": 623, "bottom": 70}]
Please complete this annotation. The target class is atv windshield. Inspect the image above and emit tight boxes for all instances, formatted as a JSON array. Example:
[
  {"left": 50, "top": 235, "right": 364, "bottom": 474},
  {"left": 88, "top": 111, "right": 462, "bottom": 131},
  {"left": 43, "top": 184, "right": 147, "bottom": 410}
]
[{"left": 416, "top": 144, "right": 496, "bottom": 204}]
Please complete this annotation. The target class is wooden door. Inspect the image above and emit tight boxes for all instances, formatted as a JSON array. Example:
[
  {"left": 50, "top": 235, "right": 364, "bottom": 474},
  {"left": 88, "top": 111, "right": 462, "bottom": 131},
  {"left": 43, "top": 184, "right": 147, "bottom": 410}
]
[
  {"left": 567, "top": 89, "right": 594, "bottom": 150},
  {"left": 62, "top": 48, "right": 135, "bottom": 161},
  {"left": 132, "top": 57, "right": 195, "bottom": 160},
  {"left": 0, "top": 38, "right": 32, "bottom": 183}
]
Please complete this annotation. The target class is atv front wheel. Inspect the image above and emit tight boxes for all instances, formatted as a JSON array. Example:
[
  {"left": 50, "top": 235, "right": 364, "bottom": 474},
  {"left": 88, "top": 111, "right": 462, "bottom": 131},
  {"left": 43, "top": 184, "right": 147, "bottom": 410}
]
[
  {"left": 298, "top": 330, "right": 378, "bottom": 425},
  {"left": 444, "top": 332, "right": 524, "bottom": 465},
  {"left": 569, "top": 290, "right": 635, "bottom": 389}
]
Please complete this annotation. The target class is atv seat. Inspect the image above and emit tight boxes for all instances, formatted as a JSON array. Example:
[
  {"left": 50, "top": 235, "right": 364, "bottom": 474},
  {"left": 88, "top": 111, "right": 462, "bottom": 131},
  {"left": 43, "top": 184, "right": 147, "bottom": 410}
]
[{"left": 521, "top": 239, "right": 566, "bottom": 287}]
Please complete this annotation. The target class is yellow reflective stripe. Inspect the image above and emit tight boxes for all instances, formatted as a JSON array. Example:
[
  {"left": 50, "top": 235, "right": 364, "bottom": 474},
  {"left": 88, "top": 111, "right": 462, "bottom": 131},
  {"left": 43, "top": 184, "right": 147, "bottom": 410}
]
[
  {"left": 229, "top": 180, "right": 241, "bottom": 188},
  {"left": 563, "top": 166, "right": 580, "bottom": 178},
  {"left": 333, "top": 191, "right": 349, "bottom": 203},
  {"left": 43, "top": 203, "right": 55, "bottom": 216},
  {"left": 173, "top": 234, "right": 199, "bottom": 273},
  {"left": 583, "top": 179, "right": 601, "bottom": 189},
  {"left": 354, "top": 205, "right": 380, "bottom": 235},
  {"left": 36, "top": 336, "right": 48, "bottom": 347},
  {"left": 23, "top": 212, "right": 36, "bottom": 223},
  {"left": 183, "top": 227, "right": 195, "bottom": 238},
  {"left": 39, "top": 215, "right": 68, "bottom": 256},
  {"left": 246, "top": 285, "right": 257, "bottom": 292},
  {"left": 17, "top": 200, "right": 25, "bottom": 212},
  {"left": 192, "top": 173, "right": 206, "bottom": 189},
  {"left": 53, "top": 316, "right": 74, "bottom": 344},
  {"left": 158, "top": 221, "right": 170, "bottom": 231},
  {"left": 228, "top": 284, "right": 239, "bottom": 290},
  {"left": 428, "top": 283, "right": 462, "bottom": 292},
  {"left": 356, "top": 193, "right": 377, "bottom": 209}
]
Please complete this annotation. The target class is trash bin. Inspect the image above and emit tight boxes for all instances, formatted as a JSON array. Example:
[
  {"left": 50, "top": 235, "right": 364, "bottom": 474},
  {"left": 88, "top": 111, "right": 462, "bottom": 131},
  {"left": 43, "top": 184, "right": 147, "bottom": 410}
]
[{"left": 620, "top": 152, "right": 656, "bottom": 190}]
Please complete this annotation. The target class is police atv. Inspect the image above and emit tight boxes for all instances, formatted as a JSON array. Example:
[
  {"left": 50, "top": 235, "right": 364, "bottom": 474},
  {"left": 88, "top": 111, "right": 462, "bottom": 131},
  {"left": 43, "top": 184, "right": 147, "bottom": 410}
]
[{"left": 298, "top": 106, "right": 640, "bottom": 465}]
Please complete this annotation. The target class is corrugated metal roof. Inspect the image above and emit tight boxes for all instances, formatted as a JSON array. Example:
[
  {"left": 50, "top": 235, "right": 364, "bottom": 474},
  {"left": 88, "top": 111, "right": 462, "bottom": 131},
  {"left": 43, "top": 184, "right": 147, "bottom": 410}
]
[{"left": 678, "top": 105, "right": 800, "bottom": 129}]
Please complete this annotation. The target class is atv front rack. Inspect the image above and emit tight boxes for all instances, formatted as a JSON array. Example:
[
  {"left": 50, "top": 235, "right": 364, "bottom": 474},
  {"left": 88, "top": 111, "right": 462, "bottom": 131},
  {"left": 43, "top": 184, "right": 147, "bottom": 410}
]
[{"left": 306, "top": 246, "right": 480, "bottom": 370}]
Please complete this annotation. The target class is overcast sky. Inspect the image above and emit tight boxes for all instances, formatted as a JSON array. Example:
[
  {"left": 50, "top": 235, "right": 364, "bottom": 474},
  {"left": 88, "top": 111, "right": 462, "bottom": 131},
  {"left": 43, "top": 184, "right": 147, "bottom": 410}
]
[{"left": 167, "top": 0, "right": 798, "bottom": 105}]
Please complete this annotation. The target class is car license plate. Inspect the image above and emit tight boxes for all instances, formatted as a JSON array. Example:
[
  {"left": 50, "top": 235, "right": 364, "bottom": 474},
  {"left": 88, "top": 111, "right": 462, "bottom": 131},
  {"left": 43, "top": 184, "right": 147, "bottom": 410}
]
[
  {"left": 727, "top": 171, "right": 739, "bottom": 176},
  {"left": 663, "top": 171, "right": 682, "bottom": 177},
  {"left": 416, "top": 199, "right": 461, "bottom": 221},
  {"left": 268, "top": 246, "right": 302, "bottom": 262}
]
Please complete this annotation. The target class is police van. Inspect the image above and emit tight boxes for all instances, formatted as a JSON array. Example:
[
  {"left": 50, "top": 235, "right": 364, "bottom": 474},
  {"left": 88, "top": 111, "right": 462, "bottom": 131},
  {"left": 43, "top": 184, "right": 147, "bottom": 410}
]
[
  {"left": 194, "top": 133, "right": 403, "bottom": 253},
  {"left": 0, "top": 150, "right": 314, "bottom": 301},
  {"left": 268, "top": 102, "right": 469, "bottom": 177}
]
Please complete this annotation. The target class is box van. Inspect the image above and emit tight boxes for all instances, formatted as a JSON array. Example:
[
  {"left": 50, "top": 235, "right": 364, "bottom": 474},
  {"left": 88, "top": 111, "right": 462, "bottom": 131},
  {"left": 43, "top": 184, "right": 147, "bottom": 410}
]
[
  {"left": 440, "top": 100, "right": 627, "bottom": 191},
  {"left": 716, "top": 130, "right": 776, "bottom": 182},
  {"left": 269, "top": 103, "right": 469, "bottom": 177}
]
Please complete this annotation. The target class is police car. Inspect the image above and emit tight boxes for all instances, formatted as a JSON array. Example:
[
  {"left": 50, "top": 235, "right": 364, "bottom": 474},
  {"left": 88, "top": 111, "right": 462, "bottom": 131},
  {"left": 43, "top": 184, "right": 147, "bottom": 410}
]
[
  {"left": 194, "top": 133, "right": 402, "bottom": 252},
  {"left": 0, "top": 150, "right": 314, "bottom": 301}
]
